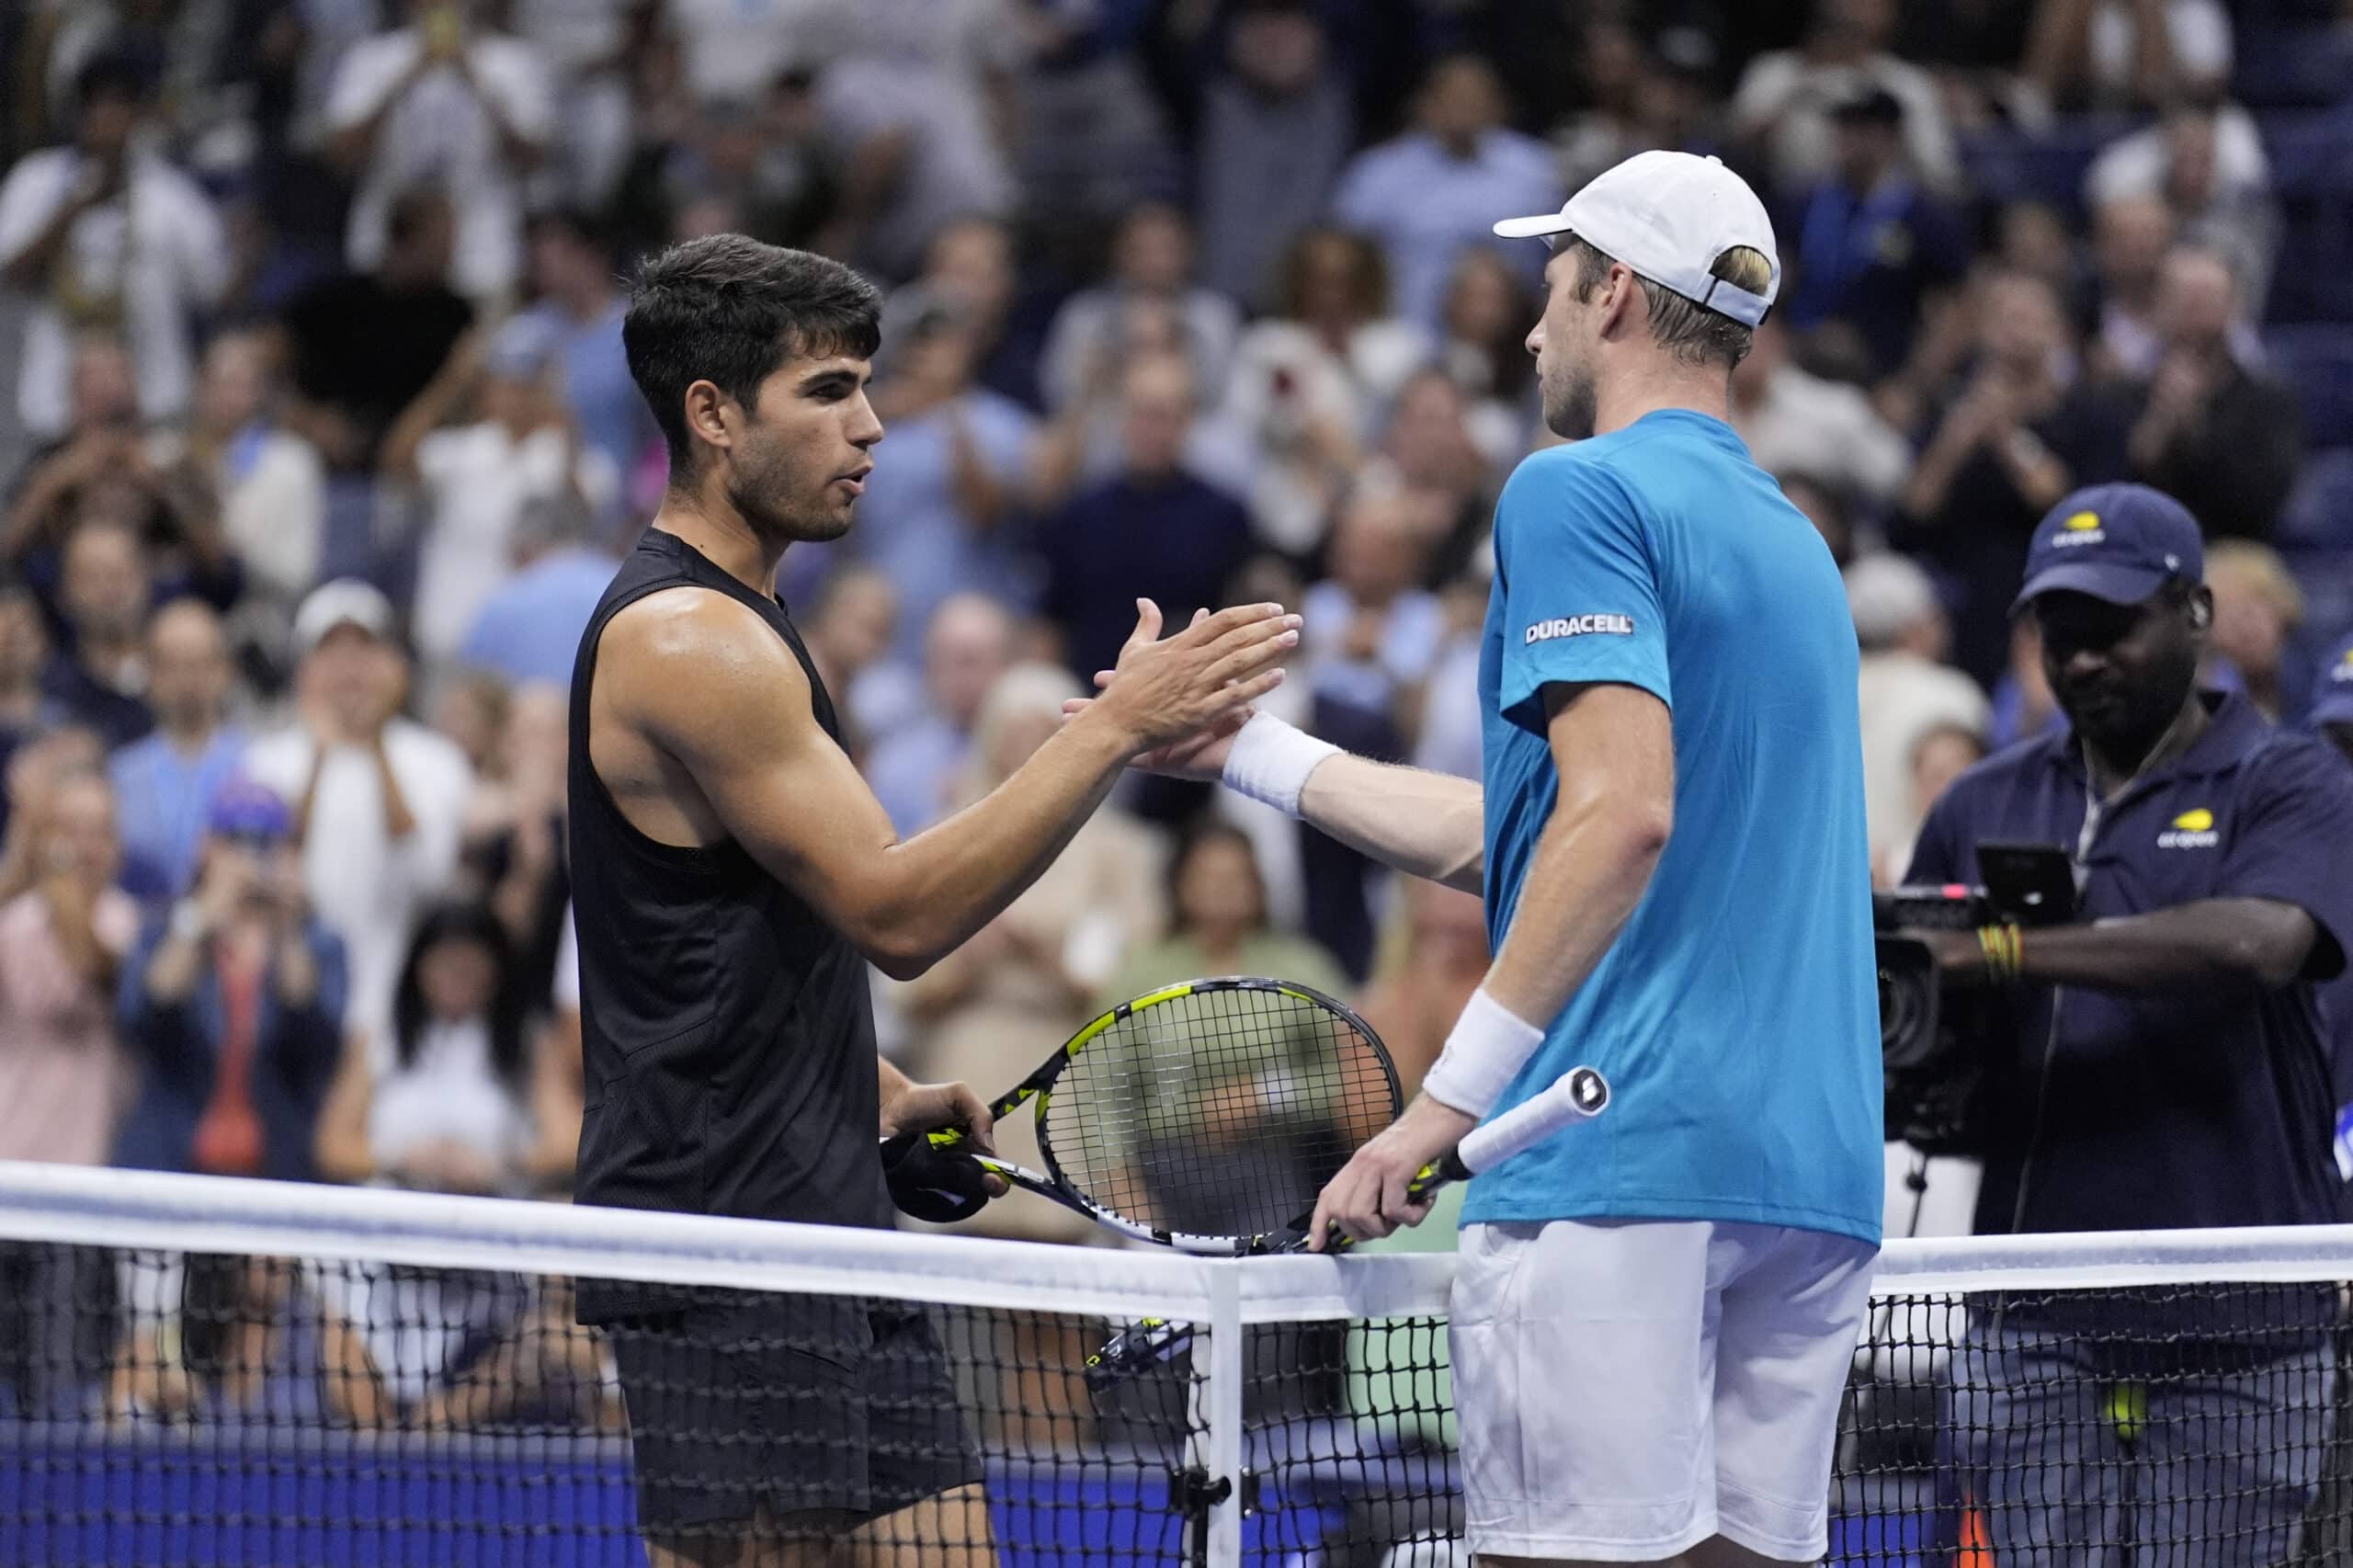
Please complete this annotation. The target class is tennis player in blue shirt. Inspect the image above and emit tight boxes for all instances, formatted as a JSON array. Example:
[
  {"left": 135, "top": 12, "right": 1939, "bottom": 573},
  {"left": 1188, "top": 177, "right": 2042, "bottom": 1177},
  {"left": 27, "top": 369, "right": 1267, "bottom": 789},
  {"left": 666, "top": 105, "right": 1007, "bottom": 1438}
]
[{"left": 1104, "top": 152, "right": 1882, "bottom": 1567}]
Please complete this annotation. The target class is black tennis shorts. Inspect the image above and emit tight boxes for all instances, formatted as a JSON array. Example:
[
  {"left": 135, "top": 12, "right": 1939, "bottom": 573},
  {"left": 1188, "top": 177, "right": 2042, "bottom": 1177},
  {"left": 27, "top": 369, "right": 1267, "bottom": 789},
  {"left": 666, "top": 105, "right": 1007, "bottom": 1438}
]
[{"left": 608, "top": 1291, "right": 983, "bottom": 1532}]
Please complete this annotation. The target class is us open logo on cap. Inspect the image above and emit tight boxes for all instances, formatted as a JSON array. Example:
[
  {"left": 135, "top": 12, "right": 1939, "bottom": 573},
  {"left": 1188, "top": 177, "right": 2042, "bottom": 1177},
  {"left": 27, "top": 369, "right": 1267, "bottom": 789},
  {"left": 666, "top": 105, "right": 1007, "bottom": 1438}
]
[
  {"left": 1526, "top": 614, "right": 1635, "bottom": 645},
  {"left": 2052, "top": 511, "right": 2106, "bottom": 548},
  {"left": 2336, "top": 649, "right": 2353, "bottom": 685},
  {"left": 2158, "top": 807, "right": 2219, "bottom": 849}
]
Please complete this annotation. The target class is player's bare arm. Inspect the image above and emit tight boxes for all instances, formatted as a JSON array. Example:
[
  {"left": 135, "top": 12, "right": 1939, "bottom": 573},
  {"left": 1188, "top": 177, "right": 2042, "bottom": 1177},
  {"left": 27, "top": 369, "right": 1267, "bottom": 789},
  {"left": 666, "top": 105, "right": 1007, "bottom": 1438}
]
[
  {"left": 1311, "top": 680, "right": 1672, "bottom": 1246},
  {"left": 1075, "top": 653, "right": 1487, "bottom": 892},
  {"left": 594, "top": 586, "right": 1296, "bottom": 982}
]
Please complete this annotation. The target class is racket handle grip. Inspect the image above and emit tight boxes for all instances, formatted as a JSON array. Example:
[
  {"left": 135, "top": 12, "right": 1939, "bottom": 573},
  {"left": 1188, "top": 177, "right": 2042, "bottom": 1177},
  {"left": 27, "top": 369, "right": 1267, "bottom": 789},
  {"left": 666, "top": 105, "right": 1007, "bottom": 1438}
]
[{"left": 1456, "top": 1064, "right": 1609, "bottom": 1173}]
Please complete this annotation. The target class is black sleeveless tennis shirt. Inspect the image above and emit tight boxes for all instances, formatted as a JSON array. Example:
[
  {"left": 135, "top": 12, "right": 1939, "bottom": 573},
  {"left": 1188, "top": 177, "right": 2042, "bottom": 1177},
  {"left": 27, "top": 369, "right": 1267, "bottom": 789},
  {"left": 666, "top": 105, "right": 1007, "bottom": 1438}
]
[{"left": 568, "top": 528, "right": 892, "bottom": 1322}]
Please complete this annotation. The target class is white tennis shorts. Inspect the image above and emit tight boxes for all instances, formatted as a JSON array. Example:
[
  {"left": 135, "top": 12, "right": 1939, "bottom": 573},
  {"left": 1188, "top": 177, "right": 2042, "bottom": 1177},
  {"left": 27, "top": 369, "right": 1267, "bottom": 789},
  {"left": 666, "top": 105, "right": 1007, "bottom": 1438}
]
[{"left": 1450, "top": 1218, "right": 1877, "bottom": 1563}]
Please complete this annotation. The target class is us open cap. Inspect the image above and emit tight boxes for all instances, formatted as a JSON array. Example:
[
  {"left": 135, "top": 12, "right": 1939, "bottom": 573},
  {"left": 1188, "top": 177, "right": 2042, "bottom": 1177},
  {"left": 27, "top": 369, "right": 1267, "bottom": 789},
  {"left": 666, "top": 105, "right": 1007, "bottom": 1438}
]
[
  {"left": 2011, "top": 483, "right": 2205, "bottom": 615},
  {"left": 2310, "top": 631, "right": 2353, "bottom": 726},
  {"left": 1492, "top": 150, "right": 1780, "bottom": 327}
]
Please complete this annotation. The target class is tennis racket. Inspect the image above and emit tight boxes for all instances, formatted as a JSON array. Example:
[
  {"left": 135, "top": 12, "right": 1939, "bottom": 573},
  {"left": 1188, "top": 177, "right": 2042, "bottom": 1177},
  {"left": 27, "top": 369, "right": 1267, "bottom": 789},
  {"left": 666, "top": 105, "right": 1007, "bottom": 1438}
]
[
  {"left": 924, "top": 976, "right": 1404, "bottom": 1256},
  {"left": 1085, "top": 1062, "right": 1610, "bottom": 1387}
]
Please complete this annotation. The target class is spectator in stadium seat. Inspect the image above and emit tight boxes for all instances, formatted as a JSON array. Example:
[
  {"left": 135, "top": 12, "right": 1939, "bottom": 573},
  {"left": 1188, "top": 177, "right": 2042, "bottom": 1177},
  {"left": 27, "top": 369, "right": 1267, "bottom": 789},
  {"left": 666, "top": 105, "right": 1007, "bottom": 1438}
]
[
  {"left": 2125, "top": 246, "right": 2302, "bottom": 543},
  {"left": 1730, "top": 0, "right": 1960, "bottom": 196},
  {"left": 5, "top": 339, "right": 245, "bottom": 634},
  {"left": 111, "top": 781, "right": 345, "bottom": 1183},
  {"left": 39, "top": 518, "right": 155, "bottom": 753},
  {"left": 1330, "top": 53, "right": 1557, "bottom": 333},
  {"left": 186, "top": 330, "right": 326, "bottom": 670},
  {"left": 313, "top": 901, "right": 605, "bottom": 1428},
  {"left": 1042, "top": 203, "right": 1242, "bottom": 417},
  {"left": 1843, "top": 551, "right": 1989, "bottom": 885},
  {"left": 863, "top": 594, "right": 1014, "bottom": 838},
  {"left": 383, "top": 313, "right": 620, "bottom": 673},
  {"left": 0, "top": 587, "right": 64, "bottom": 844},
  {"left": 0, "top": 766, "right": 138, "bottom": 1167},
  {"left": 1784, "top": 85, "right": 1972, "bottom": 383},
  {"left": 242, "top": 580, "right": 473, "bottom": 1044},
  {"left": 845, "top": 305, "right": 1039, "bottom": 660},
  {"left": 2024, "top": 0, "right": 2234, "bottom": 110},
  {"left": 1897, "top": 268, "right": 2136, "bottom": 687},
  {"left": 455, "top": 493, "right": 622, "bottom": 691},
  {"left": 456, "top": 683, "right": 571, "bottom": 1012},
  {"left": 891, "top": 663, "right": 1165, "bottom": 1244},
  {"left": 879, "top": 216, "right": 1043, "bottom": 415},
  {"left": 279, "top": 187, "right": 475, "bottom": 475},
  {"left": 1363, "top": 369, "right": 1509, "bottom": 585},
  {"left": 799, "top": 565, "right": 906, "bottom": 756},
  {"left": 1901, "top": 485, "right": 2353, "bottom": 1568},
  {"left": 1036, "top": 355, "right": 1256, "bottom": 692},
  {"left": 1193, "top": 0, "right": 1354, "bottom": 313},
  {"left": 518, "top": 209, "right": 655, "bottom": 486},
  {"left": 1221, "top": 228, "right": 1431, "bottom": 556},
  {"left": 107, "top": 600, "right": 244, "bottom": 898},
  {"left": 2088, "top": 194, "right": 2181, "bottom": 382},
  {"left": 805, "top": 18, "right": 1020, "bottom": 283},
  {"left": 2086, "top": 104, "right": 2276, "bottom": 308},
  {"left": 2202, "top": 540, "right": 2306, "bottom": 722},
  {"left": 1437, "top": 250, "right": 1540, "bottom": 467},
  {"left": 0, "top": 52, "right": 229, "bottom": 442},
  {"left": 324, "top": 0, "right": 554, "bottom": 305},
  {"left": 1731, "top": 315, "right": 1913, "bottom": 516},
  {"left": 1301, "top": 491, "right": 1445, "bottom": 741}
]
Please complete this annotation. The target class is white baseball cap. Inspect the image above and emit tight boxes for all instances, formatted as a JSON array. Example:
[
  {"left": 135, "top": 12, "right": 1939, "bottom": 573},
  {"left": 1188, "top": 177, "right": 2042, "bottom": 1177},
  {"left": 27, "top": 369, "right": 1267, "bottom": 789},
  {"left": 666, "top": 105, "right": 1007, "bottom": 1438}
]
[
  {"left": 293, "top": 577, "right": 395, "bottom": 656},
  {"left": 1492, "top": 150, "right": 1781, "bottom": 328}
]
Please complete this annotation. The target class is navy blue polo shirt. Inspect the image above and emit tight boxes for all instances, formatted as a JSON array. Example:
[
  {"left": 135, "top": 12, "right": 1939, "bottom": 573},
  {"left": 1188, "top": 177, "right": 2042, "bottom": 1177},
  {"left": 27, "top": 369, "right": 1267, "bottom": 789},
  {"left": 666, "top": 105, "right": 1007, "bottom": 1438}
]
[{"left": 1906, "top": 690, "right": 2353, "bottom": 1236}]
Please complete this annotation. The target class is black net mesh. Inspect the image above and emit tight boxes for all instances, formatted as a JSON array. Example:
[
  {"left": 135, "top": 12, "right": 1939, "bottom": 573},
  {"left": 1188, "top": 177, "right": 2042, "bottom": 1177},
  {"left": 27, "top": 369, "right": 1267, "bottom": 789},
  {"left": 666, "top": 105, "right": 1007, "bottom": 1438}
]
[
  {"left": 0, "top": 1244, "right": 1206, "bottom": 1565},
  {"left": 1040, "top": 985, "right": 1397, "bottom": 1241},
  {"left": 6, "top": 1240, "right": 2353, "bottom": 1568}
]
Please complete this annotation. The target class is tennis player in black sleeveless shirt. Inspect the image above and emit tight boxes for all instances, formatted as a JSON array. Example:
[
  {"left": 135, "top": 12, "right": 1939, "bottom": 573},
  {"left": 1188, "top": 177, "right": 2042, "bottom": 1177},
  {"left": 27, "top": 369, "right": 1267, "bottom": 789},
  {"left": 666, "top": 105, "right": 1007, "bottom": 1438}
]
[{"left": 571, "top": 235, "right": 1298, "bottom": 1566}]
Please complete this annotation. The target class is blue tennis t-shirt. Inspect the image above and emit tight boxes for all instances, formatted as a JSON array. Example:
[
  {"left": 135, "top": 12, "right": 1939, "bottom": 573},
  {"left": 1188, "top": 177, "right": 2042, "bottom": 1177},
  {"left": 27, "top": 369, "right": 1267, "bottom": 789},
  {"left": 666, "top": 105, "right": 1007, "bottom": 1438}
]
[{"left": 1464, "top": 409, "right": 1882, "bottom": 1246}]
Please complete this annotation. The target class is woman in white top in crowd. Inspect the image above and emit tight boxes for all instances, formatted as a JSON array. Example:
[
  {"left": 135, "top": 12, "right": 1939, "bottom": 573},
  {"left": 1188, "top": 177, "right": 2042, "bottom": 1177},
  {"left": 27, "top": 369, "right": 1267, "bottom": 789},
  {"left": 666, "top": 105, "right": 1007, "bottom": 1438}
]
[
  {"left": 1220, "top": 226, "right": 1430, "bottom": 554},
  {"left": 313, "top": 901, "right": 601, "bottom": 1429}
]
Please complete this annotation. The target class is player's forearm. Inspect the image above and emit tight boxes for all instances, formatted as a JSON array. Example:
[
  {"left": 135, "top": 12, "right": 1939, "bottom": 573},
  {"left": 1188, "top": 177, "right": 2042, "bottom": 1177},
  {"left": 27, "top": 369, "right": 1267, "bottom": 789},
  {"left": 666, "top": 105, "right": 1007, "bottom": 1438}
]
[
  {"left": 857, "top": 719, "right": 1129, "bottom": 979},
  {"left": 1476, "top": 794, "right": 1668, "bottom": 1055},
  {"left": 1296, "top": 753, "right": 1485, "bottom": 894}
]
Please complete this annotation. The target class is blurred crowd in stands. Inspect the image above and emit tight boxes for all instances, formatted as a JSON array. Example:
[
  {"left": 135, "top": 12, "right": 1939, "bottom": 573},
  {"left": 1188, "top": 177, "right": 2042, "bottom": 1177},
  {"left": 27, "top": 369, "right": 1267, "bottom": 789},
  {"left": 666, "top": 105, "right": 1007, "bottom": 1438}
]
[{"left": 2, "top": 0, "right": 2352, "bottom": 1284}]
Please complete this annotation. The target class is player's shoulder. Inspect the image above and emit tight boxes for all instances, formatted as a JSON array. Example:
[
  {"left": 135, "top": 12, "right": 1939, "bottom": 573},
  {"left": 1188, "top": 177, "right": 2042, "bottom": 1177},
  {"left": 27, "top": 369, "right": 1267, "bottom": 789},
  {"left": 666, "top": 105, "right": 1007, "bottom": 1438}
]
[
  {"left": 603, "top": 583, "right": 798, "bottom": 676},
  {"left": 599, "top": 585, "right": 809, "bottom": 733},
  {"left": 1500, "top": 439, "right": 1644, "bottom": 520}
]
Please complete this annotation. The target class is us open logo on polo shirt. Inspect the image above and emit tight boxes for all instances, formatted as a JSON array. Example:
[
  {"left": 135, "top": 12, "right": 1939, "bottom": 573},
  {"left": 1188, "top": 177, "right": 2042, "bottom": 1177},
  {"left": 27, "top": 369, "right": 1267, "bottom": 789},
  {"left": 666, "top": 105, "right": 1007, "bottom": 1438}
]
[
  {"left": 1525, "top": 614, "right": 1635, "bottom": 645},
  {"left": 2052, "top": 510, "right": 2106, "bottom": 548},
  {"left": 2158, "top": 808, "right": 2220, "bottom": 849}
]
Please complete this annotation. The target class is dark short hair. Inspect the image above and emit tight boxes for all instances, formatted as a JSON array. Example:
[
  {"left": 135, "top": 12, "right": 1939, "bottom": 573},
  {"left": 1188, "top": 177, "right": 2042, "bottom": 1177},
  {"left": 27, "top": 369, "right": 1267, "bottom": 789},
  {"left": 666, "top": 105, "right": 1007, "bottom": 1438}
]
[
  {"left": 75, "top": 52, "right": 153, "bottom": 110},
  {"left": 624, "top": 235, "right": 881, "bottom": 472}
]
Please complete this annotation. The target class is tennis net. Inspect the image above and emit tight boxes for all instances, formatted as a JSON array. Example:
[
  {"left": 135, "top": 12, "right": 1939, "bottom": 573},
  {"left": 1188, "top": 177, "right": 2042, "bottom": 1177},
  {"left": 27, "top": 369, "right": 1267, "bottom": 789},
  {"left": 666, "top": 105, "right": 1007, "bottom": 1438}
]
[{"left": 3, "top": 1162, "right": 2352, "bottom": 1568}]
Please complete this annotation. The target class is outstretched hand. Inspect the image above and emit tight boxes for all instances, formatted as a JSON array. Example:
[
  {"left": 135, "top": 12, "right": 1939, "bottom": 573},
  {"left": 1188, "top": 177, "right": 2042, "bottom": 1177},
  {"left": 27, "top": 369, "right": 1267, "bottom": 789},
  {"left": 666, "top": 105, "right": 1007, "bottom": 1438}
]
[
  {"left": 1062, "top": 608, "right": 1263, "bottom": 779},
  {"left": 1077, "top": 599, "right": 1296, "bottom": 757}
]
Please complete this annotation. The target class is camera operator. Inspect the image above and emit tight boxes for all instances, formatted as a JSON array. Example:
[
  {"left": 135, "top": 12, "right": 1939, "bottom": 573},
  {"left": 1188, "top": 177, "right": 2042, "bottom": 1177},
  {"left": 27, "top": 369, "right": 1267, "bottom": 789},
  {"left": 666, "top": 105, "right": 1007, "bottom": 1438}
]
[{"left": 1898, "top": 483, "right": 2353, "bottom": 1568}]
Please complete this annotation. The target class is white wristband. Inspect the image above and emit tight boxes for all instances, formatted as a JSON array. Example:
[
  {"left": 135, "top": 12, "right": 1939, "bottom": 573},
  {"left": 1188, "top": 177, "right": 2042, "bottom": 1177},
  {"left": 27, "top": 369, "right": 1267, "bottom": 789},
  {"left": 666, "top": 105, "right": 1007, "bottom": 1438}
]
[
  {"left": 1421, "top": 988, "right": 1547, "bottom": 1119},
  {"left": 1220, "top": 713, "right": 1340, "bottom": 818}
]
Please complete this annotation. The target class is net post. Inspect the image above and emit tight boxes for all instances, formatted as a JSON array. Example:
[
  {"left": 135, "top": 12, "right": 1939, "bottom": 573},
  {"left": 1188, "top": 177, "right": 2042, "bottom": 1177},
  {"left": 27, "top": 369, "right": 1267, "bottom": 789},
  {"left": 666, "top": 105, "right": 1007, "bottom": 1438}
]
[{"left": 1204, "top": 1259, "right": 1245, "bottom": 1568}]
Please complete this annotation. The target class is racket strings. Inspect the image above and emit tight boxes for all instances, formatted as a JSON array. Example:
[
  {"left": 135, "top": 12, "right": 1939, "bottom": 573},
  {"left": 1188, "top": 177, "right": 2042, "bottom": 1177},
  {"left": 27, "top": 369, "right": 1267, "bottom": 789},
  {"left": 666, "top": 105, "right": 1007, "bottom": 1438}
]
[{"left": 1040, "top": 986, "right": 1397, "bottom": 1242}]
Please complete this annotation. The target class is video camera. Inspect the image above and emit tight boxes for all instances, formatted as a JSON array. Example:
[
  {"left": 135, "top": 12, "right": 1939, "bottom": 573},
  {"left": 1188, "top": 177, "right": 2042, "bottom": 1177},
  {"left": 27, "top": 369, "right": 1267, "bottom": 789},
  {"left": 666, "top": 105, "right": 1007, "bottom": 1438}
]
[{"left": 1875, "top": 843, "right": 2075, "bottom": 1154}]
